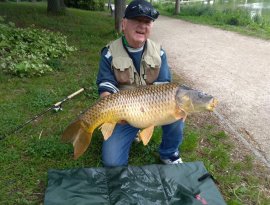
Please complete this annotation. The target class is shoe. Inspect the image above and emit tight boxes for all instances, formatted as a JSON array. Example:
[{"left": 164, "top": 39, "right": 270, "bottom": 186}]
[
  {"left": 160, "top": 152, "right": 183, "bottom": 165},
  {"left": 134, "top": 136, "right": 141, "bottom": 143}
]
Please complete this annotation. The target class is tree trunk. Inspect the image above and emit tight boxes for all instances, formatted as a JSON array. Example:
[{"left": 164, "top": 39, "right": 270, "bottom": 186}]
[
  {"left": 115, "top": 0, "right": 126, "bottom": 33},
  {"left": 108, "top": 0, "right": 112, "bottom": 10},
  {"left": 60, "top": 0, "right": 65, "bottom": 8},
  {"left": 47, "top": 0, "right": 65, "bottom": 15},
  {"left": 175, "top": 0, "right": 180, "bottom": 15}
]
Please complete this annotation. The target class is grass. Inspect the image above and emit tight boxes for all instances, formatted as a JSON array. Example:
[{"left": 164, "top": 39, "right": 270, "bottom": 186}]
[{"left": 0, "top": 2, "right": 270, "bottom": 204}]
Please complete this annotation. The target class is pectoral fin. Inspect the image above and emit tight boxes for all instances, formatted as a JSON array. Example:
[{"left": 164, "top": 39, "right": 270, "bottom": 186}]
[
  {"left": 175, "top": 108, "right": 188, "bottom": 122},
  {"left": 99, "top": 122, "right": 117, "bottom": 140},
  {"left": 139, "top": 126, "right": 155, "bottom": 146}
]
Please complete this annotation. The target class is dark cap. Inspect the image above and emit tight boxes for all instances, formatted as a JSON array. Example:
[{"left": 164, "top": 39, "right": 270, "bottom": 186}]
[{"left": 124, "top": 0, "right": 159, "bottom": 21}]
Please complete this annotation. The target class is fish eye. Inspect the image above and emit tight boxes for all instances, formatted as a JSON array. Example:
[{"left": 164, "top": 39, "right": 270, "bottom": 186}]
[
  {"left": 198, "top": 92, "right": 209, "bottom": 98},
  {"left": 198, "top": 92, "right": 204, "bottom": 98}
]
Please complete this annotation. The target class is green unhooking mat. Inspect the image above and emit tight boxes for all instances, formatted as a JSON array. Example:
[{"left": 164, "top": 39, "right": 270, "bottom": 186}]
[{"left": 44, "top": 161, "right": 226, "bottom": 205}]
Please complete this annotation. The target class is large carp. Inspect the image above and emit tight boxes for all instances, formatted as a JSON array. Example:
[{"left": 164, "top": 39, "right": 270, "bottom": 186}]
[{"left": 62, "top": 83, "right": 218, "bottom": 159}]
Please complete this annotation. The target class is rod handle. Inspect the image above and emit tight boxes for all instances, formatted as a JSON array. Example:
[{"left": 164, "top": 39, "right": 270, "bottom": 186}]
[
  {"left": 67, "top": 88, "right": 85, "bottom": 99},
  {"left": 54, "top": 88, "right": 84, "bottom": 107}
]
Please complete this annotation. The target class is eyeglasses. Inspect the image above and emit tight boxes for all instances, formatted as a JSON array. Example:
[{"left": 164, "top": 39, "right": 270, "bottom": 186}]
[{"left": 132, "top": 4, "right": 159, "bottom": 20}]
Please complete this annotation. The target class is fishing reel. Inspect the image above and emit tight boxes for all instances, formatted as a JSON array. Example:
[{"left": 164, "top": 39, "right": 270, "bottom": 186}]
[{"left": 53, "top": 105, "right": 63, "bottom": 112}]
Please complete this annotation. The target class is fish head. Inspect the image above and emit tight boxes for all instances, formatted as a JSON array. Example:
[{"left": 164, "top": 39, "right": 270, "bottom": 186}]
[{"left": 175, "top": 85, "right": 218, "bottom": 113}]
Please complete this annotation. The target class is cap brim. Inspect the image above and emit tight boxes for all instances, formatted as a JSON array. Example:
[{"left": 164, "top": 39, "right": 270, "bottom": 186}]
[{"left": 125, "top": 14, "right": 155, "bottom": 21}]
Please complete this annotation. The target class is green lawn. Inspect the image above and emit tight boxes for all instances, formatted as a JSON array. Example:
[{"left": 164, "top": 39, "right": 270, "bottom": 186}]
[{"left": 0, "top": 2, "right": 269, "bottom": 204}]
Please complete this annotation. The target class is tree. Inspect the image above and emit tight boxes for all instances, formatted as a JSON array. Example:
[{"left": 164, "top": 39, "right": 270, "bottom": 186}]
[
  {"left": 115, "top": 0, "right": 126, "bottom": 33},
  {"left": 47, "top": 0, "right": 66, "bottom": 15},
  {"left": 175, "top": 0, "right": 180, "bottom": 15}
]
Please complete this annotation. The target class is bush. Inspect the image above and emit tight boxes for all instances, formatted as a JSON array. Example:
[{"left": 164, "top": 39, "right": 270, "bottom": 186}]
[
  {"left": 221, "top": 8, "right": 250, "bottom": 26},
  {"left": 153, "top": 2, "right": 175, "bottom": 14},
  {"left": 180, "top": 5, "right": 216, "bottom": 17},
  {"left": 64, "top": 0, "right": 105, "bottom": 11},
  {"left": 0, "top": 17, "right": 76, "bottom": 77},
  {"left": 176, "top": 5, "right": 253, "bottom": 27}
]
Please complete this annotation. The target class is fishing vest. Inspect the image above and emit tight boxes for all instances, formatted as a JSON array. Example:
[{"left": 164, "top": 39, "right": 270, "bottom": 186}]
[{"left": 108, "top": 38, "right": 161, "bottom": 90}]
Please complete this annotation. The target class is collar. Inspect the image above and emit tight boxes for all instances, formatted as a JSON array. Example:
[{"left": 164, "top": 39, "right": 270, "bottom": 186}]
[{"left": 122, "top": 36, "right": 145, "bottom": 53}]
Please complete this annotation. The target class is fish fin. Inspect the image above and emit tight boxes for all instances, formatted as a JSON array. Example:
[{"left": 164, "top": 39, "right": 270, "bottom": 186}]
[
  {"left": 99, "top": 122, "right": 117, "bottom": 140},
  {"left": 139, "top": 126, "right": 155, "bottom": 146},
  {"left": 175, "top": 108, "right": 188, "bottom": 122},
  {"left": 62, "top": 120, "right": 92, "bottom": 160}
]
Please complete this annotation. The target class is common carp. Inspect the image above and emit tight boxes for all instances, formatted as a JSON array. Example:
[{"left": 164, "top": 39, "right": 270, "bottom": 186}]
[{"left": 62, "top": 83, "right": 218, "bottom": 159}]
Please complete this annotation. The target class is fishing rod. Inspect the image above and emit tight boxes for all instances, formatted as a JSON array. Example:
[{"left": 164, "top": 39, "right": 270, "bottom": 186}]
[{"left": 0, "top": 88, "right": 84, "bottom": 140}]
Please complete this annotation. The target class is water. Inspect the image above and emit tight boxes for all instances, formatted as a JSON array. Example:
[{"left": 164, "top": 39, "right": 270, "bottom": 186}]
[{"left": 238, "top": 0, "right": 270, "bottom": 19}]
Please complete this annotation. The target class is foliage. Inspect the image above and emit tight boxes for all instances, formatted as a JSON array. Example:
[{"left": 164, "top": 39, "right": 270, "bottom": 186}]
[
  {"left": 162, "top": 4, "right": 252, "bottom": 26},
  {"left": 7, "top": 0, "right": 43, "bottom": 1},
  {"left": 64, "top": 0, "right": 105, "bottom": 11},
  {"left": 178, "top": 4, "right": 217, "bottom": 17},
  {"left": 0, "top": 17, "right": 76, "bottom": 77},
  {"left": 218, "top": 8, "right": 250, "bottom": 26}
]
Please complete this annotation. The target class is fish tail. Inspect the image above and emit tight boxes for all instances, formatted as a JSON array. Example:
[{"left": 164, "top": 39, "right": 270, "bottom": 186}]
[{"left": 62, "top": 120, "right": 93, "bottom": 159}]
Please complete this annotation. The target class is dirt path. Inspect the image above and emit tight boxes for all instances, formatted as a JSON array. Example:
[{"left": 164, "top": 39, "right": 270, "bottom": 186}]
[{"left": 150, "top": 16, "right": 270, "bottom": 168}]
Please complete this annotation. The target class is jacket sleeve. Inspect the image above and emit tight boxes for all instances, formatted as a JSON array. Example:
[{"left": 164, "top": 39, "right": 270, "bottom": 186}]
[
  {"left": 96, "top": 47, "right": 119, "bottom": 94},
  {"left": 154, "top": 48, "right": 172, "bottom": 84}
]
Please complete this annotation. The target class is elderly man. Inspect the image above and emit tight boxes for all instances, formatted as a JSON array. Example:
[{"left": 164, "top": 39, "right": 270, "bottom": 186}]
[{"left": 96, "top": 0, "right": 184, "bottom": 167}]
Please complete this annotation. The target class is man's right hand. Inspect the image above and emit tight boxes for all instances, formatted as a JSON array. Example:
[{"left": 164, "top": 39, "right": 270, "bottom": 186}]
[{"left": 100, "top": 91, "right": 111, "bottom": 98}]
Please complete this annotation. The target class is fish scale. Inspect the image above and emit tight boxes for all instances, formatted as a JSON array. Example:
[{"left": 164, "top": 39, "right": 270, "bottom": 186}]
[{"left": 62, "top": 83, "right": 217, "bottom": 159}]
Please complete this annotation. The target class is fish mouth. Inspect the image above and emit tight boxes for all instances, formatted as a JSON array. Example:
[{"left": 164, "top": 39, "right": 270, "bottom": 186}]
[{"left": 207, "top": 98, "right": 218, "bottom": 111}]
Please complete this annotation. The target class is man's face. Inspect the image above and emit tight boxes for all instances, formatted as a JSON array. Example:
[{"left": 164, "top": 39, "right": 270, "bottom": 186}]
[{"left": 122, "top": 17, "right": 153, "bottom": 48}]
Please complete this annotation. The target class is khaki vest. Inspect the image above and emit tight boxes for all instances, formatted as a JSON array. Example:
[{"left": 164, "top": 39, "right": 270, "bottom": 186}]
[{"left": 108, "top": 38, "right": 161, "bottom": 90}]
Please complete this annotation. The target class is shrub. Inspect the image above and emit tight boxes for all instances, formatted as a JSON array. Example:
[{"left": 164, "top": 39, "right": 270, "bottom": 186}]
[
  {"left": 252, "top": 13, "right": 263, "bottom": 25},
  {"left": 176, "top": 5, "right": 252, "bottom": 27},
  {"left": 180, "top": 5, "right": 216, "bottom": 17},
  {"left": 221, "top": 8, "right": 250, "bottom": 26},
  {"left": 64, "top": 0, "right": 105, "bottom": 11},
  {"left": 0, "top": 17, "right": 76, "bottom": 77}
]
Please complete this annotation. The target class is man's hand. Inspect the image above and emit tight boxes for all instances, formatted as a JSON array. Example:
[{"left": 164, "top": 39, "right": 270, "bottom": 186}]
[
  {"left": 100, "top": 91, "right": 111, "bottom": 98},
  {"left": 118, "top": 120, "right": 127, "bottom": 125}
]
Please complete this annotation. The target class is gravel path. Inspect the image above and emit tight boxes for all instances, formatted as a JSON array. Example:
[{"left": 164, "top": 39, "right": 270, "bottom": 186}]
[{"left": 150, "top": 16, "right": 270, "bottom": 168}]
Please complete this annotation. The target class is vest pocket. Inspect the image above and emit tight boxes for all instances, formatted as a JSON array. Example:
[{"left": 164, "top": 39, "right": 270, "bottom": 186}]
[
  {"left": 112, "top": 57, "right": 134, "bottom": 84},
  {"left": 143, "top": 56, "right": 160, "bottom": 84}
]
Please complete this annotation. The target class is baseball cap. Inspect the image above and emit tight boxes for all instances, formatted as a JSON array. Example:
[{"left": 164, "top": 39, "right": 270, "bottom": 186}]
[{"left": 124, "top": 0, "right": 159, "bottom": 21}]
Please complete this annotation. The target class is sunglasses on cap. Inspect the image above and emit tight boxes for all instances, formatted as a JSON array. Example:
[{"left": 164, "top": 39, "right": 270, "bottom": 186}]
[
  {"left": 137, "top": 4, "right": 159, "bottom": 19},
  {"left": 125, "top": 2, "right": 159, "bottom": 20}
]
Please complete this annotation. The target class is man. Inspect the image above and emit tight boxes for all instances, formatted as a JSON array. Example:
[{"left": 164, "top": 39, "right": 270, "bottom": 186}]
[{"left": 96, "top": 0, "right": 184, "bottom": 167}]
